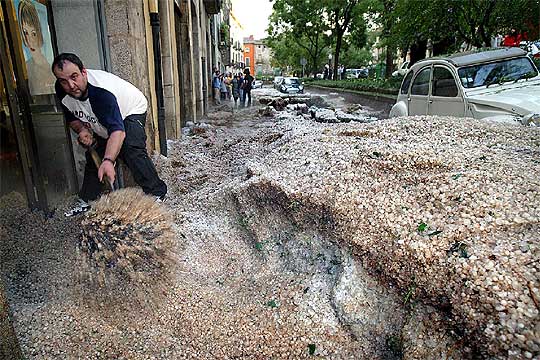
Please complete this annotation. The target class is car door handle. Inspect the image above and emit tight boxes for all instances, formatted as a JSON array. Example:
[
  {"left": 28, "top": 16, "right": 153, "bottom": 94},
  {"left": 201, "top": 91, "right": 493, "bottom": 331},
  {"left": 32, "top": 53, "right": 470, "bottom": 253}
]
[{"left": 428, "top": 99, "right": 433, "bottom": 104}]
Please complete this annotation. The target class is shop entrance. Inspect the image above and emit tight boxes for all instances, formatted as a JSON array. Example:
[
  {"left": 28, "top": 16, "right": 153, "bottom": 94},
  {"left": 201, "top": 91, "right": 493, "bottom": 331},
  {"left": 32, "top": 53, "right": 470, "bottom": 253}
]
[
  {"left": 0, "top": 0, "right": 77, "bottom": 210},
  {"left": 0, "top": 67, "right": 26, "bottom": 200}
]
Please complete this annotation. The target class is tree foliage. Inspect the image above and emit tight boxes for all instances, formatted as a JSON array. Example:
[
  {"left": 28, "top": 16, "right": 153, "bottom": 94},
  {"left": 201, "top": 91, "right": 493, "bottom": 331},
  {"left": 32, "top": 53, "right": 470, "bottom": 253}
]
[
  {"left": 340, "top": 45, "right": 373, "bottom": 68},
  {"left": 386, "top": 0, "right": 540, "bottom": 63},
  {"left": 321, "top": 0, "right": 368, "bottom": 79},
  {"left": 267, "top": 0, "right": 331, "bottom": 75},
  {"left": 267, "top": 0, "right": 370, "bottom": 77},
  {"left": 267, "top": 0, "right": 540, "bottom": 76}
]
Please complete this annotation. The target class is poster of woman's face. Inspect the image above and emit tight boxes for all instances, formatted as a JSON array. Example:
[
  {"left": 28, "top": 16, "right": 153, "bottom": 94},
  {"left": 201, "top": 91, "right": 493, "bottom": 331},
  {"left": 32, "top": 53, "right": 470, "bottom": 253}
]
[{"left": 15, "top": 0, "right": 56, "bottom": 95}]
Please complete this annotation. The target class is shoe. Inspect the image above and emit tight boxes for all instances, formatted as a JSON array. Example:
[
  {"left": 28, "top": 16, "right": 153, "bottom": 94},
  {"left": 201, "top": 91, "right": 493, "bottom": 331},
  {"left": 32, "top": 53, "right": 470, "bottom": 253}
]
[{"left": 64, "top": 199, "right": 91, "bottom": 217}]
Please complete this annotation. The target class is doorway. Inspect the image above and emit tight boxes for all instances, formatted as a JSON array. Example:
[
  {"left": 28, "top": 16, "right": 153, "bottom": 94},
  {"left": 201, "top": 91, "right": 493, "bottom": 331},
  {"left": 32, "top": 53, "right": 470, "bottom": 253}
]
[
  {"left": 0, "top": 0, "right": 78, "bottom": 210},
  {"left": 0, "top": 69, "right": 26, "bottom": 201}
]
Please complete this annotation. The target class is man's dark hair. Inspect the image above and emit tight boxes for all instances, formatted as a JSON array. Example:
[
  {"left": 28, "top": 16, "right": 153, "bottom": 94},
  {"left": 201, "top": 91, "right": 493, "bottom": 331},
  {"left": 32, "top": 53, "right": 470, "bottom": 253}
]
[
  {"left": 244, "top": 68, "right": 250, "bottom": 75},
  {"left": 51, "top": 53, "right": 84, "bottom": 73}
]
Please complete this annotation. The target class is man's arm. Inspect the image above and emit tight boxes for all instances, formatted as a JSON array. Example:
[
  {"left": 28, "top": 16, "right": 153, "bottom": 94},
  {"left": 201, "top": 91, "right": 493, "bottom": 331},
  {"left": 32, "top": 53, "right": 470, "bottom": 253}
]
[
  {"left": 98, "top": 130, "right": 125, "bottom": 184},
  {"left": 87, "top": 87, "right": 127, "bottom": 184}
]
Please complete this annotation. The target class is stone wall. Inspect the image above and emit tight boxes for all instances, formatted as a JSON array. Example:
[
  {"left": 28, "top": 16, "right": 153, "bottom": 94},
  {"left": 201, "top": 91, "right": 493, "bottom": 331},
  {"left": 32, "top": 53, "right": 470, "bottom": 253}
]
[
  {"left": 103, "top": 0, "right": 156, "bottom": 151},
  {"left": 159, "top": 0, "right": 182, "bottom": 139}
]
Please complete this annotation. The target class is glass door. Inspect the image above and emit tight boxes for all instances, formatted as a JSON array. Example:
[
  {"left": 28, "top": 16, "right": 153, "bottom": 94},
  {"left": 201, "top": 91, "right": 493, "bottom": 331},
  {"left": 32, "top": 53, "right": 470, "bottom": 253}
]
[
  {"left": 1, "top": 0, "right": 77, "bottom": 210},
  {"left": 0, "top": 59, "right": 27, "bottom": 202},
  {"left": 0, "top": 2, "right": 42, "bottom": 208}
]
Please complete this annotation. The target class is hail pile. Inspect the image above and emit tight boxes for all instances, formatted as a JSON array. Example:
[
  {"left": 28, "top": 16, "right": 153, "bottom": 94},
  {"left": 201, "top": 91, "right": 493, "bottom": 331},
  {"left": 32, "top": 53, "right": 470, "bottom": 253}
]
[{"left": 245, "top": 115, "right": 539, "bottom": 359}]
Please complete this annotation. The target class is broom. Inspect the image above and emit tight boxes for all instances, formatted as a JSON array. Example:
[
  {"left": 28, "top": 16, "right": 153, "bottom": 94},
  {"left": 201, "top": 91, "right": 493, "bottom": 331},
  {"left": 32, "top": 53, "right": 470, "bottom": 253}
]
[{"left": 78, "top": 147, "right": 176, "bottom": 285}]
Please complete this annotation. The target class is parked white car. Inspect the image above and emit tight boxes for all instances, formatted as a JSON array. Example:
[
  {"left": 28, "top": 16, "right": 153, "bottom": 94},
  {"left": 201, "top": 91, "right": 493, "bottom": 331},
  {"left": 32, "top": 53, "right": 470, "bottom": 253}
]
[
  {"left": 252, "top": 80, "right": 263, "bottom": 89},
  {"left": 390, "top": 48, "right": 540, "bottom": 125},
  {"left": 392, "top": 61, "right": 409, "bottom": 77},
  {"left": 273, "top": 76, "right": 284, "bottom": 89}
]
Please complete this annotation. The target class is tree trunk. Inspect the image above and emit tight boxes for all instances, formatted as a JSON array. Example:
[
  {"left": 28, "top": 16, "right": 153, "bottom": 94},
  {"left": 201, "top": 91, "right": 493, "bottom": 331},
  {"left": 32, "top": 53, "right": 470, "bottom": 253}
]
[
  {"left": 409, "top": 39, "right": 427, "bottom": 66},
  {"left": 311, "top": 53, "right": 319, "bottom": 77},
  {"left": 334, "top": 32, "right": 343, "bottom": 81},
  {"left": 382, "top": 0, "right": 395, "bottom": 79},
  {"left": 433, "top": 37, "right": 455, "bottom": 56},
  {"left": 385, "top": 47, "right": 394, "bottom": 79}
]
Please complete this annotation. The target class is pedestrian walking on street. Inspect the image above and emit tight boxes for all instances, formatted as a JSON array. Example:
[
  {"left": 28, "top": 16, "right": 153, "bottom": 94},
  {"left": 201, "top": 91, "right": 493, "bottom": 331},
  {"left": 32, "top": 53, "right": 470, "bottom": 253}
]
[
  {"left": 241, "top": 68, "right": 254, "bottom": 107},
  {"left": 232, "top": 74, "right": 240, "bottom": 107},
  {"left": 212, "top": 70, "right": 221, "bottom": 105},
  {"left": 219, "top": 74, "right": 228, "bottom": 100},
  {"left": 52, "top": 53, "right": 167, "bottom": 216},
  {"left": 225, "top": 73, "right": 233, "bottom": 100},
  {"left": 238, "top": 73, "right": 244, "bottom": 105}
]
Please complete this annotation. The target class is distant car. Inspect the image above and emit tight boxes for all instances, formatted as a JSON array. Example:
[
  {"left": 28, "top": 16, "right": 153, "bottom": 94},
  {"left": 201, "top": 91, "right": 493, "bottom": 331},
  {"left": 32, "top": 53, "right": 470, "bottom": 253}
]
[
  {"left": 389, "top": 47, "right": 540, "bottom": 126},
  {"left": 273, "top": 76, "right": 284, "bottom": 89},
  {"left": 252, "top": 80, "right": 263, "bottom": 89},
  {"left": 392, "top": 61, "right": 410, "bottom": 77},
  {"left": 279, "top": 77, "right": 304, "bottom": 94},
  {"left": 346, "top": 68, "right": 369, "bottom": 79},
  {"left": 521, "top": 40, "right": 540, "bottom": 59}
]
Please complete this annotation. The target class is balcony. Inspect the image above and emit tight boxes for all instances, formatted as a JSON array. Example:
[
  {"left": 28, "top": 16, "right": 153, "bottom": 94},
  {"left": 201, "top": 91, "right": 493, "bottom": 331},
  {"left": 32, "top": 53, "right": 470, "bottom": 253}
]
[{"left": 203, "top": 0, "right": 221, "bottom": 14}]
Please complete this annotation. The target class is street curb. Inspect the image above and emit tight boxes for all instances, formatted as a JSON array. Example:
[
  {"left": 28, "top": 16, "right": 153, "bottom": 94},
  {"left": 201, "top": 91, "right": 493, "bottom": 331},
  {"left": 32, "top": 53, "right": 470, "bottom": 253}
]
[{"left": 305, "top": 84, "right": 397, "bottom": 102}]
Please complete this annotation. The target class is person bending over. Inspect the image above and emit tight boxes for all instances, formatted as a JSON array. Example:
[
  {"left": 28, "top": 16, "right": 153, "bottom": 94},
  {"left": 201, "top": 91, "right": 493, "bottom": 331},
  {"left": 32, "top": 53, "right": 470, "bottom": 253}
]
[{"left": 52, "top": 53, "right": 167, "bottom": 216}]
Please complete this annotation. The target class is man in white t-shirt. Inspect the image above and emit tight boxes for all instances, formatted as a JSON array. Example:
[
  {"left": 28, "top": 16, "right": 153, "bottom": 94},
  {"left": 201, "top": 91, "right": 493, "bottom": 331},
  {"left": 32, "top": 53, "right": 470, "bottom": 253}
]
[{"left": 52, "top": 53, "right": 167, "bottom": 216}]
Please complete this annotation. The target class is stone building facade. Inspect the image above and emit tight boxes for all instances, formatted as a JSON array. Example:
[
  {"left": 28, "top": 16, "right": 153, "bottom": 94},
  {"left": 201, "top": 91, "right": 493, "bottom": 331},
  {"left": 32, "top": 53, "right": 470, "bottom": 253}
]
[{"left": 243, "top": 35, "right": 272, "bottom": 78}]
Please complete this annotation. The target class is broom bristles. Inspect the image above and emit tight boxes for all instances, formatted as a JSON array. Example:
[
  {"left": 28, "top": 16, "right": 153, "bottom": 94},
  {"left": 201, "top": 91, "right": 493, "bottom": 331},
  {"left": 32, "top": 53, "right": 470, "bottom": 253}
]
[{"left": 78, "top": 188, "right": 176, "bottom": 288}]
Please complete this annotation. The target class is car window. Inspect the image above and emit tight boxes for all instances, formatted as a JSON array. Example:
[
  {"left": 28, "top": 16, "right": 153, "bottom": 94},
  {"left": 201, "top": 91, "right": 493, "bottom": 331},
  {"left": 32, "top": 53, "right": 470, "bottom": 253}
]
[
  {"left": 458, "top": 56, "right": 538, "bottom": 88},
  {"left": 284, "top": 78, "right": 300, "bottom": 85},
  {"left": 411, "top": 67, "right": 431, "bottom": 96},
  {"left": 400, "top": 71, "right": 413, "bottom": 94},
  {"left": 432, "top": 67, "right": 458, "bottom": 97}
]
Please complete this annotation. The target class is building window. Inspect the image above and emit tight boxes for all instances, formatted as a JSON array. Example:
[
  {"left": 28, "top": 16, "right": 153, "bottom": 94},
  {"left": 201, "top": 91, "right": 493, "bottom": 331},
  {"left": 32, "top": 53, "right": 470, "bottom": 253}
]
[
  {"left": 246, "top": 58, "right": 250, "bottom": 67},
  {"left": 245, "top": 47, "right": 250, "bottom": 52}
]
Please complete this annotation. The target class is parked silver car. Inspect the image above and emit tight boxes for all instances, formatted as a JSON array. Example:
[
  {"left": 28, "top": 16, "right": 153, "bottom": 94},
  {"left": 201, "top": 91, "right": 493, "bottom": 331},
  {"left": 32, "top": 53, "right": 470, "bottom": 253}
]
[
  {"left": 346, "top": 68, "right": 369, "bottom": 79},
  {"left": 390, "top": 47, "right": 540, "bottom": 125}
]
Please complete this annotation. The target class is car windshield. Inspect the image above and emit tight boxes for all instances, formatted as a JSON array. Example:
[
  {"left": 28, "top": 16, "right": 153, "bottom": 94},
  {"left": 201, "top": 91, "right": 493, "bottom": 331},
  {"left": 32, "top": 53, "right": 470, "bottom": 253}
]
[
  {"left": 458, "top": 56, "right": 538, "bottom": 88},
  {"left": 284, "top": 78, "right": 300, "bottom": 85}
]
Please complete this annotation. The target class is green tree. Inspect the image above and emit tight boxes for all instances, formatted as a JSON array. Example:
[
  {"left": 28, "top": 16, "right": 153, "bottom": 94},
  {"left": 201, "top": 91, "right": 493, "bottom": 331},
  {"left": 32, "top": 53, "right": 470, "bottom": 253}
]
[
  {"left": 266, "top": 33, "right": 305, "bottom": 74},
  {"left": 387, "top": 0, "right": 540, "bottom": 65},
  {"left": 340, "top": 45, "right": 373, "bottom": 68},
  {"left": 321, "top": 0, "right": 365, "bottom": 80},
  {"left": 267, "top": 0, "right": 331, "bottom": 75}
]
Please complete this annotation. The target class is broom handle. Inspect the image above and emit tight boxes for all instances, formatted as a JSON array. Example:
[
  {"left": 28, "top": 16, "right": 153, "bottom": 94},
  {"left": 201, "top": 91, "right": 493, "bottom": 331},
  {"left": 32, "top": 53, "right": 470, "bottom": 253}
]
[{"left": 88, "top": 146, "right": 116, "bottom": 192}]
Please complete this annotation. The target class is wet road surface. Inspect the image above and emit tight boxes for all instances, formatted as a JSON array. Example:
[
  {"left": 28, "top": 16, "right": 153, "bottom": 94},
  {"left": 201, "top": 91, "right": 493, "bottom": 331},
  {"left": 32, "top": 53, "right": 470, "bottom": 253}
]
[{"left": 305, "top": 85, "right": 396, "bottom": 119}]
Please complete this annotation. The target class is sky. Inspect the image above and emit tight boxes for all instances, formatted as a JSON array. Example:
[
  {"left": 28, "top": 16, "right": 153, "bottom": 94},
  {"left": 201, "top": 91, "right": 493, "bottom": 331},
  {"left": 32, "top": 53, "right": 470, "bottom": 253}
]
[{"left": 232, "top": 0, "right": 274, "bottom": 40}]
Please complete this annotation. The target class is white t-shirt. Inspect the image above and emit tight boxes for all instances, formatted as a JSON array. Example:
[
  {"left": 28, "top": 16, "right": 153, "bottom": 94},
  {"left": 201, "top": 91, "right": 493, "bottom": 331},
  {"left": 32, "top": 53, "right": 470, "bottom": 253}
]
[{"left": 56, "top": 69, "right": 147, "bottom": 139}]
